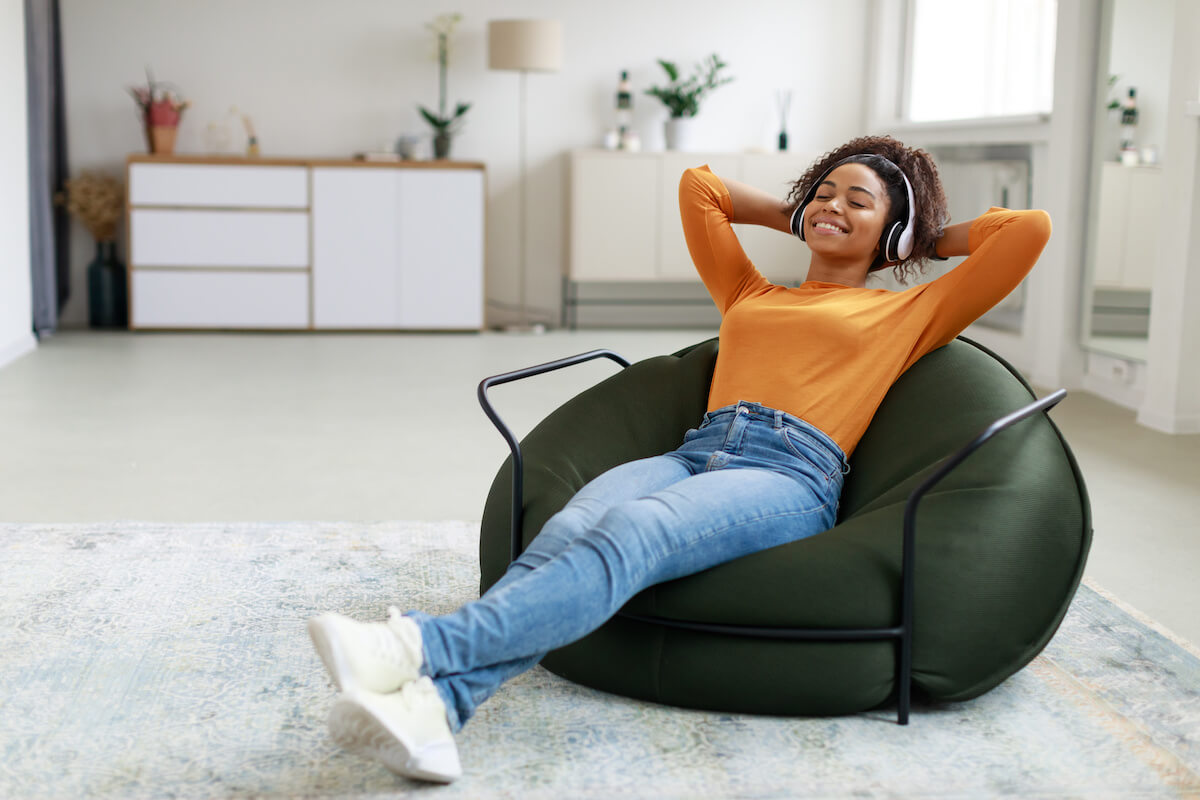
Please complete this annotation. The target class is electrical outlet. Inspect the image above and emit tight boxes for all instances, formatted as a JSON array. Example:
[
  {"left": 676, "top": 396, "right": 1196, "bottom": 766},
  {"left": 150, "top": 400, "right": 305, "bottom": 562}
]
[{"left": 1111, "top": 359, "right": 1132, "bottom": 384}]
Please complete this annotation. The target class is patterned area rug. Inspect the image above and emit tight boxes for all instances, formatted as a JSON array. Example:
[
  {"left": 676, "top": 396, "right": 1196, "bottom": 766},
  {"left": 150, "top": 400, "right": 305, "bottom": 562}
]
[{"left": 1, "top": 521, "right": 1198, "bottom": 799}]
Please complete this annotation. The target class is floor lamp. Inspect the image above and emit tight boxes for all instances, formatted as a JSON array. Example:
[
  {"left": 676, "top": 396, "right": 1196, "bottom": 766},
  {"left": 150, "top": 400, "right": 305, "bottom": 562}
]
[{"left": 487, "top": 19, "right": 563, "bottom": 332}]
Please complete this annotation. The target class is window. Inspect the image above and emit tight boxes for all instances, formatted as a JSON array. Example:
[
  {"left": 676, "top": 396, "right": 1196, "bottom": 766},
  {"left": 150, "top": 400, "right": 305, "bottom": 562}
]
[{"left": 906, "top": 0, "right": 1057, "bottom": 122}]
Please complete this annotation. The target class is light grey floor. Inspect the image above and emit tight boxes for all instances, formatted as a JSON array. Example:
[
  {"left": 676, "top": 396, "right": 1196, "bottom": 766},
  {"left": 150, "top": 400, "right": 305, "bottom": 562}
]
[{"left": 2, "top": 330, "right": 1197, "bottom": 645}]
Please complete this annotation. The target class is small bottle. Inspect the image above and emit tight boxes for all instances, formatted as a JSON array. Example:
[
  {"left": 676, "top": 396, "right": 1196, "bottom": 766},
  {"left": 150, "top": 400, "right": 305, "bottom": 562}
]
[
  {"left": 615, "top": 71, "right": 633, "bottom": 147},
  {"left": 1119, "top": 87, "right": 1138, "bottom": 152}
]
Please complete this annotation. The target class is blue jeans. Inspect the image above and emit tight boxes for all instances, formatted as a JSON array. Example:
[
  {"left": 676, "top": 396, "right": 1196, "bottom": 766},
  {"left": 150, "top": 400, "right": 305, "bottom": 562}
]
[{"left": 408, "top": 401, "right": 850, "bottom": 731}]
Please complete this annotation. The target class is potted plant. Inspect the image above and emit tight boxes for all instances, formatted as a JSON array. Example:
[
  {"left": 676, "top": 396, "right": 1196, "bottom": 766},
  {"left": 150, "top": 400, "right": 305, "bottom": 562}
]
[
  {"left": 57, "top": 172, "right": 127, "bottom": 328},
  {"left": 645, "top": 54, "right": 733, "bottom": 151},
  {"left": 128, "top": 67, "right": 190, "bottom": 155},
  {"left": 418, "top": 13, "right": 471, "bottom": 159}
]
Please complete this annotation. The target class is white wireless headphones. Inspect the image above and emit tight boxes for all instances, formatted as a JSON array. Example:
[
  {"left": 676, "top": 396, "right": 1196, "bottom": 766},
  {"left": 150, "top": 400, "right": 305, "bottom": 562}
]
[{"left": 789, "top": 154, "right": 917, "bottom": 263}]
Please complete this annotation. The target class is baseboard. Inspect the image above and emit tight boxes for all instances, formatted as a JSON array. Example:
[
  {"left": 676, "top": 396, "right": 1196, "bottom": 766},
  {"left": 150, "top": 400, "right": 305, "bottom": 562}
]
[
  {"left": 1136, "top": 407, "right": 1200, "bottom": 435},
  {"left": 0, "top": 332, "right": 36, "bottom": 370}
]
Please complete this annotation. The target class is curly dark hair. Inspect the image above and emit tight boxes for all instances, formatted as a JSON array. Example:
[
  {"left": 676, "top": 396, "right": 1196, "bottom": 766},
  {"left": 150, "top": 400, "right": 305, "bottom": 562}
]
[{"left": 786, "top": 135, "right": 949, "bottom": 282}]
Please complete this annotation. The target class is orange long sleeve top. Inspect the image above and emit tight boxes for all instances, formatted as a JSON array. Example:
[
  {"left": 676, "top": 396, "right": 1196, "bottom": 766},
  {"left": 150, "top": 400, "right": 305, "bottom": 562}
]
[{"left": 679, "top": 165, "right": 1052, "bottom": 456}]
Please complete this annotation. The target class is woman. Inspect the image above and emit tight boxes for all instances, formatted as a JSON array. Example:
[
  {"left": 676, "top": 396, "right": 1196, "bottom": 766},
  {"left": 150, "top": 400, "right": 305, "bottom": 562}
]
[{"left": 307, "top": 135, "right": 1051, "bottom": 783}]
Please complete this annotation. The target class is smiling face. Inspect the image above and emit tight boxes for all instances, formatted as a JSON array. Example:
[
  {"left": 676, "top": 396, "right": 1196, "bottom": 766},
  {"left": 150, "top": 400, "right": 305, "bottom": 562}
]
[{"left": 804, "top": 163, "right": 892, "bottom": 268}]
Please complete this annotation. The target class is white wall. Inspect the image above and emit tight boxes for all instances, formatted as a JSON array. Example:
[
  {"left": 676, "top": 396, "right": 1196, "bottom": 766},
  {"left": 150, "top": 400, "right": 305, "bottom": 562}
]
[
  {"left": 1138, "top": 0, "right": 1200, "bottom": 434},
  {"left": 57, "top": 0, "right": 869, "bottom": 328},
  {"left": 0, "top": 0, "right": 35, "bottom": 368}
]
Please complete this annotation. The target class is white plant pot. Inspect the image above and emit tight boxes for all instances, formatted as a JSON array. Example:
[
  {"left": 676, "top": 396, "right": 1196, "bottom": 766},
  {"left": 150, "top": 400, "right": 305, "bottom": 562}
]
[{"left": 664, "top": 116, "right": 700, "bottom": 151}]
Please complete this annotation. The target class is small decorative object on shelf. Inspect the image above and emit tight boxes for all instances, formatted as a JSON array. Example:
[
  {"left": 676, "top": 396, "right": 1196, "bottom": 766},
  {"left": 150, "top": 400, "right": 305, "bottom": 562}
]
[
  {"left": 56, "top": 172, "right": 127, "bottom": 328},
  {"left": 231, "top": 106, "right": 260, "bottom": 157},
  {"left": 645, "top": 54, "right": 733, "bottom": 151},
  {"left": 1119, "top": 86, "right": 1139, "bottom": 164},
  {"left": 776, "top": 89, "right": 792, "bottom": 151},
  {"left": 418, "top": 13, "right": 471, "bottom": 160},
  {"left": 128, "top": 67, "right": 190, "bottom": 155}
]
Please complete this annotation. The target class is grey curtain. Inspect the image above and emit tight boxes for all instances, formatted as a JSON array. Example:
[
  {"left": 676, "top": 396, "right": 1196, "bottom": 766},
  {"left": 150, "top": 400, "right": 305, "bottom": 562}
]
[{"left": 25, "top": 0, "right": 69, "bottom": 337}]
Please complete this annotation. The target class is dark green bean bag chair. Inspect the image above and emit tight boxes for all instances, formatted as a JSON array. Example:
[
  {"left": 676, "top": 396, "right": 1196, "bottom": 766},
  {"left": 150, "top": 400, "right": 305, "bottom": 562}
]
[{"left": 479, "top": 337, "right": 1091, "bottom": 715}]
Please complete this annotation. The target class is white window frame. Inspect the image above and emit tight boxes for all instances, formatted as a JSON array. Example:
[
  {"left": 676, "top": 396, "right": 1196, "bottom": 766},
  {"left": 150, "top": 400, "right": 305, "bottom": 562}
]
[{"left": 864, "top": 0, "right": 1053, "bottom": 141}]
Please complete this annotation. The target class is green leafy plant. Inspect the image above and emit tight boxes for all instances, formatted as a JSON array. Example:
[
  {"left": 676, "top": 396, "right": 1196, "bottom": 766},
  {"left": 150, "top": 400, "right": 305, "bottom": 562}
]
[
  {"left": 645, "top": 54, "right": 733, "bottom": 118},
  {"left": 1106, "top": 74, "right": 1121, "bottom": 111},
  {"left": 418, "top": 14, "right": 470, "bottom": 133}
]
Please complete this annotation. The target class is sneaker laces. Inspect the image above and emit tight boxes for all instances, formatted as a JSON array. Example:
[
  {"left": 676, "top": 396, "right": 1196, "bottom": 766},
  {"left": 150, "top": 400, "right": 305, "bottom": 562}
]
[{"left": 355, "top": 606, "right": 414, "bottom": 669}]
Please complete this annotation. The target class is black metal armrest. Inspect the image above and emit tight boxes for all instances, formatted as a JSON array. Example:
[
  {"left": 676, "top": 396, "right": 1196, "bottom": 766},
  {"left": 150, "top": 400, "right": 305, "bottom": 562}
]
[
  {"left": 477, "top": 350, "right": 632, "bottom": 562},
  {"left": 893, "top": 387, "right": 1067, "bottom": 722}
]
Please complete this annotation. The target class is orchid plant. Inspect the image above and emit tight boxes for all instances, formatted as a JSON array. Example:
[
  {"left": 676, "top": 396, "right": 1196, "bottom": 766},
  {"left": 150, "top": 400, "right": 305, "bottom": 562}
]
[{"left": 418, "top": 13, "right": 471, "bottom": 135}]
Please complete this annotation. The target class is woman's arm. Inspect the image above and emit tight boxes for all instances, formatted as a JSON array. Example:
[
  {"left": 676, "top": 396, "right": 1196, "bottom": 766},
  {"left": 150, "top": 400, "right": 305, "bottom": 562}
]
[
  {"left": 721, "top": 176, "right": 793, "bottom": 233},
  {"left": 679, "top": 167, "right": 772, "bottom": 312},
  {"left": 907, "top": 207, "right": 1052, "bottom": 356},
  {"left": 934, "top": 219, "right": 972, "bottom": 258}
]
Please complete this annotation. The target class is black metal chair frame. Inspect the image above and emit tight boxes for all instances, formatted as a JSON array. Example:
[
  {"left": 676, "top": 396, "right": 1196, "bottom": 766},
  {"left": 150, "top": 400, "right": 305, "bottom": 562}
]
[{"left": 478, "top": 348, "right": 1067, "bottom": 725}]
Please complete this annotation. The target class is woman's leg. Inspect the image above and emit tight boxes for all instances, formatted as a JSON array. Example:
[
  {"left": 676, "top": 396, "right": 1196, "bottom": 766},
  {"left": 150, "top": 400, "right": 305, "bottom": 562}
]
[
  {"left": 482, "top": 453, "right": 693, "bottom": 596},
  {"left": 415, "top": 464, "right": 838, "bottom": 730},
  {"left": 419, "top": 453, "right": 694, "bottom": 729}
]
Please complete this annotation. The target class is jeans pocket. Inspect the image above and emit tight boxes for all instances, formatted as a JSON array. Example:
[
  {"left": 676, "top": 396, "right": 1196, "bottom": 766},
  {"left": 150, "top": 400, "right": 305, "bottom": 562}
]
[{"left": 778, "top": 427, "right": 840, "bottom": 481}]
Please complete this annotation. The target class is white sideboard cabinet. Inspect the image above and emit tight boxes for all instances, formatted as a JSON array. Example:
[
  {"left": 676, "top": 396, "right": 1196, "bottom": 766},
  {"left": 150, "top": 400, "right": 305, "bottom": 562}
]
[
  {"left": 569, "top": 149, "right": 814, "bottom": 285},
  {"left": 126, "top": 155, "right": 485, "bottom": 331},
  {"left": 566, "top": 149, "right": 814, "bottom": 326}
]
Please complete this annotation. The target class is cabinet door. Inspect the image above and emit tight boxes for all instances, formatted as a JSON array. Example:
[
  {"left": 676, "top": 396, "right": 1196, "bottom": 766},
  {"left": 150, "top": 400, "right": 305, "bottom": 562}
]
[
  {"left": 396, "top": 169, "right": 484, "bottom": 329},
  {"left": 312, "top": 167, "right": 402, "bottom": 328},
  {"left": 1093, "top": 163, "right": 1128, "bottom": 287},
  {"left": 738, "top": 154, "right": 812, "bottom": 283},
  {"left": 657, "top": 153, "right": 741, "bottom": 280},
  {"left": 570, "top": 152, "right": 659, "bottom": 281},
  {"left": 1122, "top": 168, "right": 1161, "bottom": 290}
]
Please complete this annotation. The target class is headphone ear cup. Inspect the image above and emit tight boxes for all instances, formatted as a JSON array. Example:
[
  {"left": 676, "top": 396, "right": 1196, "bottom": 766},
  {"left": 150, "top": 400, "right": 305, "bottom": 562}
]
[
  {"left": 896, "top": 221, "right": 915, "bottom": 260},
  {"left": 881, "top": 222, "right": 904, "bottom": 262},
  {"left": 791, "top": 203, "right": 806, "bottom": 240},
  {"left": 794, "top": 203, "right": 809, "bottom": 241}
]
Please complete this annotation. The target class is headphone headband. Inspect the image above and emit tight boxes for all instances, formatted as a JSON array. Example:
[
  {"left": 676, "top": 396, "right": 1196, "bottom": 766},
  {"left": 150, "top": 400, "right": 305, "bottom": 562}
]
[{"left": 789, "top": 154, "right": 917, "bottom": 263}]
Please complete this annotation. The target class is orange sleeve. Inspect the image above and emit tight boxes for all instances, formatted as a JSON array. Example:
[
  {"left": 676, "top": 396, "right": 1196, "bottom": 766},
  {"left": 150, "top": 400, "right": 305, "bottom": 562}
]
[
  {"left": 678, "top": 166, "right": 771, "bottom": 314},
  {"left": 910, "top": 207, "right": 1052, "bottom": 354}
]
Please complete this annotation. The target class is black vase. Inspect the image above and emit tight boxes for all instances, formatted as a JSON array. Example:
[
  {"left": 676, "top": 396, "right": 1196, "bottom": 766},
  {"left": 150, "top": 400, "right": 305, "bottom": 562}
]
[{"left": 87, "top": 241, "right": 128, "bottom": 329}]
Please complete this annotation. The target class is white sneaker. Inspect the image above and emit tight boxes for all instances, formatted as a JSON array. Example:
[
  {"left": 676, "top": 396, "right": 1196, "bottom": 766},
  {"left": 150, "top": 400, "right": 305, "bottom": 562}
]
[
  {"left": 308, "top": 606, "right": 423, "bottom": 694},
  {"left": 329, "top": 678, "right": 462, "bottom": 783}
]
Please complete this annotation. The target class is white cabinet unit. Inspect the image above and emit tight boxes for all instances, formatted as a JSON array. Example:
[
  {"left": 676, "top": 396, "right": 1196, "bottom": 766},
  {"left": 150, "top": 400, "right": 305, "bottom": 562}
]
[
  {"left": 567, "top": 149, "right": 813, "bottom": 327},
  {"left": 569, "top": 153, "right": 660, "bottom": 282},
  {"left": 126, "top": 156, "right": 485, "bottom": 331},
  {"left": 1093, "top": 162, "right": 1161, "bottom": 291},
  {"left": 569, "top": 149, "right": 813, "bottom": 286}
]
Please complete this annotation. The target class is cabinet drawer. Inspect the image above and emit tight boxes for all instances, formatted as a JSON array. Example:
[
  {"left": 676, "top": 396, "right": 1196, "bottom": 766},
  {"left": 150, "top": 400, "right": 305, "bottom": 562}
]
[
  {"left": 131, "top": 271, "right": 310, "bottom": 329},
  {"left": 129, "top": 163, "right": 309, "bottom": 208},
  {"left": 131, "top": 209, "right": 309, "bottom": 268}
]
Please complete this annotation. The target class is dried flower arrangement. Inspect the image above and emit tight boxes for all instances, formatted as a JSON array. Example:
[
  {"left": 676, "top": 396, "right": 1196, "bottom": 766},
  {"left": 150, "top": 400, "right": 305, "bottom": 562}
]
[
  {"left": 57, "top": 172, "right": 125, "bottom": 242},
  {"left": 128, "top": 67, "right": 190, "bottom": 125},
  {"left": 128, "top": 67, "right": 190, "bottom": 153}
]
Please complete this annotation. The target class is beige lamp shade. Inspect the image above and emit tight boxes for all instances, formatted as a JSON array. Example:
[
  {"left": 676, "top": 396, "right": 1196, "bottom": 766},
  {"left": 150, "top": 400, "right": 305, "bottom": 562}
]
[{"left": 487, "top": 19, "right": 563, "bottom": 72}]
